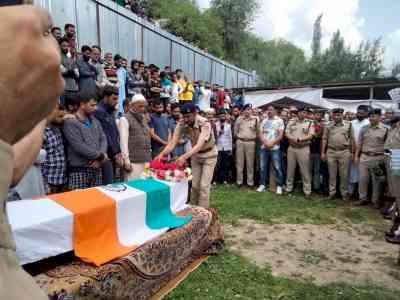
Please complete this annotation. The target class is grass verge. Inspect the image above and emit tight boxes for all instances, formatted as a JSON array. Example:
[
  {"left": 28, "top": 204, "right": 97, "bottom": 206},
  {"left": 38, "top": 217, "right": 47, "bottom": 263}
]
[{"left": 166, "top": 250, "right": 399, "bottom": 300}]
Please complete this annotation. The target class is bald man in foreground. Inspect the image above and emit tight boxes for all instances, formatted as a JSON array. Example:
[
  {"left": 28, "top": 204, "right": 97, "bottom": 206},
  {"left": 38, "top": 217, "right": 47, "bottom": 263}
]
[{"left": 0, "top": 4, "right": 64, "bottom": 299}]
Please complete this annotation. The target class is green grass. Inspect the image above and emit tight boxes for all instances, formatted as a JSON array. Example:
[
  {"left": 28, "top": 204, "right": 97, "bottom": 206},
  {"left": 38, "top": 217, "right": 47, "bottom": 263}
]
[
  {"left": 166, "top": 250, "right": 399, "bottom": 300},
  {"left": 211, "top": 185, "right": 388, "bottom": 234},
  {"left": 297, "top": 249, "right": 329, "bottom": 266},
  {"left": 165, "top": 186, "right": 397, "bottom": 300}
]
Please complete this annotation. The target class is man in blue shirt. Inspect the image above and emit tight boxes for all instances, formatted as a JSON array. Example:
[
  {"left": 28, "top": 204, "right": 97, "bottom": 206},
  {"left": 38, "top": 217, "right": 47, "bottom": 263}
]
[
  {"left": 168, "top": 103, "right": 187, "bottom": 158},
  {"left": 115, "top": 54, "right": 127, "bottom": 115},
  {"left": 149, "top": 99, "right": 170, "bottom": 158}
]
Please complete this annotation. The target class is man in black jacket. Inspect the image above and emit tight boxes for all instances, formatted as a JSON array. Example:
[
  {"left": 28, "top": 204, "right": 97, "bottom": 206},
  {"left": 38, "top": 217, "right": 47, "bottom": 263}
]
[{"left": 94, "top": 85, "right": 123, "bottom": 184}]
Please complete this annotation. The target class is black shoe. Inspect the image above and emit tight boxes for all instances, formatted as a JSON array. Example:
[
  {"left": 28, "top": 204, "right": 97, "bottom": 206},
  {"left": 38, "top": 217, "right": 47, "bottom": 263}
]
[
  {"left": 385, "top": 234, "right": 400, "bottom": 244},
  {"left": 354, "top": 199, "right": 370, "bottom": 206}
]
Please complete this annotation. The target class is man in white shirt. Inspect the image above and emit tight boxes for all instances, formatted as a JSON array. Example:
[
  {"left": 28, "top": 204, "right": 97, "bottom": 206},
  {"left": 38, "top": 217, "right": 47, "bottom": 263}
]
[
  {"left": 349, "top": 105, "right": 370, "bottom": 196},
  {"left": 215, "top": 109, "right": 233, "bottom": 184},
  {"left": 257, "top": 105, "right": 285, "bottom": 194},
  {"left": 198, "top": 81, "right": 212, "bottom": 112}
]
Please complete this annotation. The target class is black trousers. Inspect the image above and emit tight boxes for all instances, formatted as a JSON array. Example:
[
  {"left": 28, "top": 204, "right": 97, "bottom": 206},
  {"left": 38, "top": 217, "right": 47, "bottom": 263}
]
[{"left": 216, "top": 150, "right": 233, "bottom": 183}]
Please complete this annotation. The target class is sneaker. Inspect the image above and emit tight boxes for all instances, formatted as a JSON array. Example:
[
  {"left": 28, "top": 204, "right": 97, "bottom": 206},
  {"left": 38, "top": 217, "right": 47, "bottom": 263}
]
[
  {"left": 385, "top": 234, "right": 400, "bottom": 245},
  {"left": 257, "top": 185, "right": 266, "bottom": 192},
  {"left": 276, "top": 186, "right": 283, "bottom": 195}
]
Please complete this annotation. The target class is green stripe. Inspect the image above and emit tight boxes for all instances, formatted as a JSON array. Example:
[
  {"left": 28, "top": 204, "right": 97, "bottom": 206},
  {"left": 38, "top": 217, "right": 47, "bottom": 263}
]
[{"left": 127, "top": 179, "right": 192, "bottom": 230}]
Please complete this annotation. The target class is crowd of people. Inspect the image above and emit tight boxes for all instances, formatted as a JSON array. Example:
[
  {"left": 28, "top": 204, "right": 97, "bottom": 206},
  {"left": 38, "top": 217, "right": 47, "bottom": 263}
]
[
  {"left": 8, "top": 23, "right": 400, "bottom": 247},
  {"left": 115, "top": 0, "right": 153, "bottom": 22}
]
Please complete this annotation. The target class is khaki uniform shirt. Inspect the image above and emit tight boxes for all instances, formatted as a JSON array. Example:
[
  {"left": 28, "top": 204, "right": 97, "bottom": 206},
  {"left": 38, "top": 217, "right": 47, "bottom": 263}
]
[
  {"left": 385, "top": 122, "right": 400, "bottom": 150},
  {"left": 234, "top": 116, "right": 258, "bottom": 140},
  {"left": 0, "top": 139, "right": 48, "bottom": 299},
  {"left": 359, "top": 123, "right": 388, "bottom": 155},
  {"left": 323, "top": 121, "right": 352, "bottom": 151},
  {"left": 174, "top": 115, "right": 217, "bottom": 158},
  {"left": 285, "top": 119, "right": 315, "bottom": 147}
]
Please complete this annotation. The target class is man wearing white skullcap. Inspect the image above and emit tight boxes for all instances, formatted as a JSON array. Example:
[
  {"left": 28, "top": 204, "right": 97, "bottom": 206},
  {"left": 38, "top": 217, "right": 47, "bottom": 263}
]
[{"left": 118, "top": 94, "right": 151, "bottom": 180}]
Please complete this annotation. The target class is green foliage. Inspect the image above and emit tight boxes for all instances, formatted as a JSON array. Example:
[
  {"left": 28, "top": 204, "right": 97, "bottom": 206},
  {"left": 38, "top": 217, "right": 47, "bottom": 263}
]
[
  {"left": 391, "top": 62, "right": 400, "bottom": 77},
  {"left": 312, "top": 14, "right": 323, "bottom": 58},
  {"left": 209, "top": 0, "right": 259, "bottom": 62},
  {"left": 146, "top": 1, "right": 387, "bottom": 87},
  {"left": 148, "top": 0, "right": 225, "bottom": 57},
  {"left": 308, "top": 31, "right": 385, "bottom": 83}
]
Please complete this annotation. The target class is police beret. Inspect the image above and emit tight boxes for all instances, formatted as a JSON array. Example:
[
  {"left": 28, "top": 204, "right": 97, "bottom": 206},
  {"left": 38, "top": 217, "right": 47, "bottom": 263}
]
[
  {"left": 217, "top": 108, "right": 227, "bottom": 115},
  {"left": 181, "top": 103, "right": 197, "bottom": 114},
  {"left": 369, "top": 108, "right": 382, "bottom": 116},
  {"left": 357, "top": 105, "right": 370, "bottom": 112},
  {"left": 331, "top": 108, "right": 344, "bottom": 114},
  {"left": 298, "top": 106, "right": 306, "bottom": 112}
]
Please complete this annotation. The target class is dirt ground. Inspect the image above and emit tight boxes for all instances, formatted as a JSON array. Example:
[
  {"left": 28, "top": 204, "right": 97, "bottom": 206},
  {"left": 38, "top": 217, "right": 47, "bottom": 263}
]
[{"left": 225, "top": 219, "right": 400, "bottom": 290}]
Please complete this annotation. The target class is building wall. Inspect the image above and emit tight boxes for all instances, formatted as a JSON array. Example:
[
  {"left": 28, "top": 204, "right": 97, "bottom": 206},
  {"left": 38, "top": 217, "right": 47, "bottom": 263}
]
[{"left": 33, "top": 0, "right": 255, "bottom": 88}]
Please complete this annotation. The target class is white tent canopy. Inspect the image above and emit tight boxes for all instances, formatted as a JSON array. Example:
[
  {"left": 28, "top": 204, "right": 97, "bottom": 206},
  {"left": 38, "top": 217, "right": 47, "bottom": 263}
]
[{"left": 245, "top": 87, "right": 397, "bottom": 112}]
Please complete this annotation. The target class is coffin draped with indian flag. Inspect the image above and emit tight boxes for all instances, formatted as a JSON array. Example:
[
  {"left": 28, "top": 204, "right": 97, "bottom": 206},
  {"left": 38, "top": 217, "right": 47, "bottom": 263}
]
[{"left": 8, "top": 179, "right": 192, "bottom": 266}]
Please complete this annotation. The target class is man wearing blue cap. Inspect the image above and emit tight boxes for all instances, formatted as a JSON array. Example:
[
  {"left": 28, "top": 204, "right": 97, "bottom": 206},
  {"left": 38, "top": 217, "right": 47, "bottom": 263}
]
[{"left": 156, "top": 103, "right": 218, "bottom": 207}]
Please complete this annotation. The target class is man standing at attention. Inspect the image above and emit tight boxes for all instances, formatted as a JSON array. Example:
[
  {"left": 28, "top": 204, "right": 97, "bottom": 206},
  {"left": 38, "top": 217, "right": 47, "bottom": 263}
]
[
  {"left": 285, "top": 107, "right": 315, "bottom": 197},
  {"left": 355, "top": 108, "right": 388, "bottom": 207},
  {"left": 215, "top": 109, "right": 233, "bottom": 184},
  {"left": 168, "top": 103, "right": 187, "bottom": 158},
  {"left": 157, "top": 103, "right": 218, "bottom": 208},
  {"left": 384, "top": 111, "right": 400, "bottom": 244},
  {"left": 119, "top": 94, "right": 152, "bottom": 180},
  {"left": 115, "top": 54, "right": 127, "bottom": 114},
  {"left": 257, "top": 105, "right": 284, "bottom": 194},
  {"left": 94, "top": 85, "right": 123, "bottom": 184},
  {"left": 349, "top": 105, "right": 370, "bottom": 198},
  {"left": 321, "top": 108, "right": 353, "bottom": 201},
  {"left": 149, "top": 100, "right": 170, "bottom": 158},
  {"left": 63, "top": 92, "right": 108, "bottom": 190},
  {"left": 234, "top": 104, "right": 258, "bottom": 188}
]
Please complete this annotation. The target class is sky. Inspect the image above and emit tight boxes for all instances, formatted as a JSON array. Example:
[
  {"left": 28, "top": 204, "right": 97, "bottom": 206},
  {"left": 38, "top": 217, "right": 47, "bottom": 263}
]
[{"left": 196, "top": 0, "right": 400, "bottom": 70}]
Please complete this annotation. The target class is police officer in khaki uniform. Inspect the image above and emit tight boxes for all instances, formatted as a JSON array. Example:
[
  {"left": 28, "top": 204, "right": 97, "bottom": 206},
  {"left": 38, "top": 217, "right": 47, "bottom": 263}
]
[
  {"left": 0, "top": 4, "right": 65, "bottom": 300},
  {"left": 157, "top": 103, "right": 217, "bottom": 208},
  {"left": 355, "top": 109, "right": 388, "bottom": 207},
  {"left": 321, "top": 108, "right": 353, "bottom": 200},
  {"left": 384, "top": 113, "right": 400, "bottom": 244},
  {"left": 234, "top": 104, "right": 258, "bottom": 187},
  {"left": 285, "top": 107, "right": 315, "bottom": 196}
]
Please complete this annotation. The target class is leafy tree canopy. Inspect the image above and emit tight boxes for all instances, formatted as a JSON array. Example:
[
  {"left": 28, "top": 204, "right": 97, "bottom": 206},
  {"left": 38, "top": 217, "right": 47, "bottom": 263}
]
[{"left": 147, "top": 1, "right": 389, "bottom": 87}]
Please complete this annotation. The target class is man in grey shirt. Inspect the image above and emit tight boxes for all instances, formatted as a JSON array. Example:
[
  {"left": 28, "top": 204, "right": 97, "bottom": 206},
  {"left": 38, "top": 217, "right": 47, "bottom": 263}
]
[
  {"left": 63, "top": 92, "right": 108, "bottom": 190},
  {"left": 77, "top": 45, "right": 97, "bottom": 95}
]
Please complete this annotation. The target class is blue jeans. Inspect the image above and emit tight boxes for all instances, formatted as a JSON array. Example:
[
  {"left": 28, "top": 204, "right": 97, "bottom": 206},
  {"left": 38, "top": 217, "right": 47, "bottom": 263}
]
[{"left": 260, "top": 149, "right": 284, "bottom": 187}]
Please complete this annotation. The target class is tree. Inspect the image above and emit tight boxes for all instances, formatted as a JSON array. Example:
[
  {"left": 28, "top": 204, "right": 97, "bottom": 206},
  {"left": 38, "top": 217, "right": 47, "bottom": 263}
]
[
  {"left": 236, "top": 33, "right": 307, "bottom": 86},
  {"left": 392, "top": 62, "right": 400, "bottom": 77},
  {"left": 312, "top": 14, "right": 323, "bottom": 59},
  {"left": 306, "top": 31, "right": 385, "bottom": 83},
  {"left": 210, "top": 0, "right": 259, "bottom": 62},
  {"left": 147, "top": 0, "right": 225, "bottom": 58}
]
